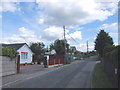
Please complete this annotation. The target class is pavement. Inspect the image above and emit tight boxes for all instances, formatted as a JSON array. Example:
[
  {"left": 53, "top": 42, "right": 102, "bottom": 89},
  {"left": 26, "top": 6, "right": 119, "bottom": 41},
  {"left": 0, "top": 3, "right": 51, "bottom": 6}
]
[{"left": 2, "top": 55, "right": 100, "bottom": 88}]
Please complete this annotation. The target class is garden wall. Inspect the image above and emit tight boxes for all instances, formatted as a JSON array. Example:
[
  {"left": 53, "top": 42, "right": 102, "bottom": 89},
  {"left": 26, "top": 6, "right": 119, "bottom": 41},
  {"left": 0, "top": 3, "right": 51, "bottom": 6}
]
[{"left": 0, "top": 56, "right": 17, "bottom": 77}]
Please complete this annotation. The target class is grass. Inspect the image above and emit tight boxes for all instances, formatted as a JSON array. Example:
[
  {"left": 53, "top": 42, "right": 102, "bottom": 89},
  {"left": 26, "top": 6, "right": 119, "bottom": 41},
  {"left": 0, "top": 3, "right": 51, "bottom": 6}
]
[{"left": 92, "top": 63, "right": 113, "bottom": 88}]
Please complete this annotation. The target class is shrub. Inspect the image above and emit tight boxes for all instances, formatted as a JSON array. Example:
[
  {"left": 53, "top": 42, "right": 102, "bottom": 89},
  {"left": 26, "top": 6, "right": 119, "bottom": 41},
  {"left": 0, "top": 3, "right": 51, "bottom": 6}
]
[{"left": 0, "top": 46, "right": 19, "bottom": 60}]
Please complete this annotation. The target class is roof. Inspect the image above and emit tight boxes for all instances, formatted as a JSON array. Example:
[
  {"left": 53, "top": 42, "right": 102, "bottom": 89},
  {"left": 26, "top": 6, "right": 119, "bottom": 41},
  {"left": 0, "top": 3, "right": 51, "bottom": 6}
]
[
  {"left": 45, "top": 50, "right": 56, "bottom": 55},
  {"left": 0, "top": 43, "right": 26, "bottom": 50}
]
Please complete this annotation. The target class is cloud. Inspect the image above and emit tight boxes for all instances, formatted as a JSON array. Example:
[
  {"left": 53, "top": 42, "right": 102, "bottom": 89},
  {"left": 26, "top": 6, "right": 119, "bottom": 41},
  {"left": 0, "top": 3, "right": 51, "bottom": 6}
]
[
  {"left": 66, "top": 31, "right": 82, "bottom": 44},
  {"left": 42, "top": 26, "right": 64, "bottom": 41},
  {"left": 73, "top": 42, "right": 95, "bottom": 52},
  {"left": 42, "top": 26, "right": 82, "bottom": 44},
  {"left": 0, "top": 2, "right": 20, "bottom": 12},
  {"left": 109, "top": 32, "right": 118, "bottom": 38},
  {"left": 99, "top": 22, "right": 118, "bottom": 31},
  {"left": 1, "top": 27, "right": 43, "bottom": 44},
  {"left": 99, "top": 22, "right": 118, "bottom": 41},
  {"left": 38, "top": 0, "right": 117, "bottom": 26}
]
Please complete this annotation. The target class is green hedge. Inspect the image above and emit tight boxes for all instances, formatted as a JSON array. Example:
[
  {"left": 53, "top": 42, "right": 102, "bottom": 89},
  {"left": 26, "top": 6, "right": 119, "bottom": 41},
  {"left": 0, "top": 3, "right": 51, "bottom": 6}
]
[
  {"left": 104, "top": 45, "right": 119, "bottom": 61},
  {"left": 0, "top": 46, "right": 19, "bottom": 60}
]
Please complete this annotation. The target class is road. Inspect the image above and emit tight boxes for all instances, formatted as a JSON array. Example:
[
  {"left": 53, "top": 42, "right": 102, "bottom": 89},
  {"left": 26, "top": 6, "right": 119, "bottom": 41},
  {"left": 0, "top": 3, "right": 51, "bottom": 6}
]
[{"left": 3, "top": 56, "right": 99, "bottom": 88}]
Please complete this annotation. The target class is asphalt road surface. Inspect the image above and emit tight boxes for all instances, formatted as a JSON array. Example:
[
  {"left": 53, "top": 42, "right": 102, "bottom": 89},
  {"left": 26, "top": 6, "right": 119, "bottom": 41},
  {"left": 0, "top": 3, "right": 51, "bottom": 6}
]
[{"left": 3, "top": 56, "right": 99, "bottom": 88}]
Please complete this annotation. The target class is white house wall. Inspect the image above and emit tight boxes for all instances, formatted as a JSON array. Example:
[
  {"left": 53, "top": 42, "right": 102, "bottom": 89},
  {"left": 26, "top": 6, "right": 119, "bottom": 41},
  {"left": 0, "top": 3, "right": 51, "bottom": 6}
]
[{"left": 17, "top": 44, "right": 33, "bottom": 64}]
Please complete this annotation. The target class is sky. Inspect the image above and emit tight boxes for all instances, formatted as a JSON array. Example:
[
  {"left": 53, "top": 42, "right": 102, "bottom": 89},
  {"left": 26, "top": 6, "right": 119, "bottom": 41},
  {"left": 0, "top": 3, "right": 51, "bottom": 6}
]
[{"left": 0, "top": 0, "right": 119, "bottom": 52}]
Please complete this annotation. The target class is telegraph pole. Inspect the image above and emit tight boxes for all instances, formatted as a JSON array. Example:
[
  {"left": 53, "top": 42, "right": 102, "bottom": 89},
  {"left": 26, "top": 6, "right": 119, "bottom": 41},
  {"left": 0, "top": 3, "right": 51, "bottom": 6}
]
[{"left": 63, "top": 25, "right": 66, "bottom": 64}]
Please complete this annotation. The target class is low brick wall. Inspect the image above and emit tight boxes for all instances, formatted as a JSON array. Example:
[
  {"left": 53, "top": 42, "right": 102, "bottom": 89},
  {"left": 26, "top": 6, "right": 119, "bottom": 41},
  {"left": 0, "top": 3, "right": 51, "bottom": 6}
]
[{"left": 0, "top": 56, "right": 17, "bottom": 77}]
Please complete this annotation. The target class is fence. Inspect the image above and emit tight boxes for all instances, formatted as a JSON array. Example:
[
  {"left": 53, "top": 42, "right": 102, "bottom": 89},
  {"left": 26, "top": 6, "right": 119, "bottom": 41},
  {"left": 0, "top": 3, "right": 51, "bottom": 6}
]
[
  {"left": 49, "top": 55, "right": 63, "bottom": 65},
  {"left": 1, "top": 56, "right": 17, "bottom": 76}
]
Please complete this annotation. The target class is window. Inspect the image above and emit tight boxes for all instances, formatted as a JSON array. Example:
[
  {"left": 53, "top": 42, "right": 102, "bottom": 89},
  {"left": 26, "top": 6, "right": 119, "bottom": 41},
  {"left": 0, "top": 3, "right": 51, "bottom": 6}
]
[{"left": 21, "top": 52, "right": 28, "bottom": 59}]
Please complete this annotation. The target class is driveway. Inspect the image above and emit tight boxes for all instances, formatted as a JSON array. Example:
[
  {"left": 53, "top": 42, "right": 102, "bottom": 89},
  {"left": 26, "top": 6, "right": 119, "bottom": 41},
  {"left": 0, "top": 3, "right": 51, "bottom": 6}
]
[
  {"left": 2, "top": 56, "right": 99, "bottom": 88},
  {"left": 20, "top": 64, "right": 44, "bottom": 73}
]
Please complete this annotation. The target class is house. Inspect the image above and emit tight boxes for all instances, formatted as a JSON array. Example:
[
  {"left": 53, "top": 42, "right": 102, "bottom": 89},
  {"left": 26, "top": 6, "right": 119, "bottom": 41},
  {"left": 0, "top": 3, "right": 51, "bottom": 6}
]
[
  {"left": 1, "top": 43, "right": 34, "bottom": 65},
  {"left": 45, "top": 49, "right": 56, "bottom": 55},
  {"left": 44, "top": 49, "right": 63, "bottom": 68},
  {"left": 70, "top": 46, "right": 77, "bottom": 53}
]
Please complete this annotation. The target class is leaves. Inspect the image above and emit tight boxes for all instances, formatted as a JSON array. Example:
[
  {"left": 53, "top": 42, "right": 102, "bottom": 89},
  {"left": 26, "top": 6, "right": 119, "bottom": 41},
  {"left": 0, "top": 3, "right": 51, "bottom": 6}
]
[
  {"left": 1, "top": 46, "right": 18, "bottom": 60},
  {"left": 50, "top": 39, "right": 70, "bottom": 55},
  {"left": 30, "top": 42, "right": 45, "bottom": 55},
  {"left": 94, "top": 30, "right": 114, "bottom": 57}
]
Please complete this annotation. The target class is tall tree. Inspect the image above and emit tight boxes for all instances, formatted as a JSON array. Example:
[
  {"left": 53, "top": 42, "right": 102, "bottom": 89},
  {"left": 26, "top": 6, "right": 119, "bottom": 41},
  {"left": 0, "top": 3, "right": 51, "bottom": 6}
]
[
  {"left": 94, "top": 30, "right": 113, "bottom": 57},
  {"left": 50, "top": 39, "right": 70, "bottom": 55}
]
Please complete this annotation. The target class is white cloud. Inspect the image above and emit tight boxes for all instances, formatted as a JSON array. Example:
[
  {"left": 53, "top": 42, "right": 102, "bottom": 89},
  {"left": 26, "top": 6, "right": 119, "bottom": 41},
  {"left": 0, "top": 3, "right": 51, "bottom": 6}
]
[
  {"left": 0, "top": 2, "right": 20, "bottom": 12},
  {"left": 99, "top": 22, "right": 118, "bottom": 44},
  {"left": 1, "top": 27, "right": 43, "bottom": 44},
  {"left": 37, "top": 0, "right": 117, "bottom": 26},
  {"left": 39, "top": 18, "right": 44, "bottom": 25},
  {"left": 66, "top": 31, "right": 82, "bottom": 43},
  {"left": 42, "top": 26, "right": 64, "bottom": 41},
  {"left": 42, "top": 26, "right": 82, "bottom": 44},
  {"left": 109, "top": 32, "right": 118, "bottom": 38},
  {"left": 100, "top": 22, "right": 118, "bottom": 31},
  {"left": 74, "top": 42, "right": 95, "bottom": 52}
]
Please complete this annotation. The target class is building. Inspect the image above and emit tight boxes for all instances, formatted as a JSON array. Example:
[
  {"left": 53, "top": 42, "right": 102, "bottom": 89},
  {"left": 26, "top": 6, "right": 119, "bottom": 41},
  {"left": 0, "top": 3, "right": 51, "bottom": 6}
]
[
  {"left": 1, "top": 43, "right": 34, "bottom": 65},
  {"left": 70, "top": 46, "right": 77, "bottom": 53},
  {"left": 44, "top": 49, "right": 63, "bottom": 68}
]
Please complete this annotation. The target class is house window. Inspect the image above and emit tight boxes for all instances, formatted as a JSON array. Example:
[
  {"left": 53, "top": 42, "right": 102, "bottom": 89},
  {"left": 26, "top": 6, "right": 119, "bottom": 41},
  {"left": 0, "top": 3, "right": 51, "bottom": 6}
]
[{"left": 21, "top": 52, "right": 28, "bottom": 59}]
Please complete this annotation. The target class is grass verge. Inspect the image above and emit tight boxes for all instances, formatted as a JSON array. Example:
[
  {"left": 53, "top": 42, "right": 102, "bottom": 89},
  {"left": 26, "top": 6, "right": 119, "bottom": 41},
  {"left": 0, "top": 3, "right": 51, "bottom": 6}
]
[{"left": 92, "top": 63, "right": 112, "bottom": 88}]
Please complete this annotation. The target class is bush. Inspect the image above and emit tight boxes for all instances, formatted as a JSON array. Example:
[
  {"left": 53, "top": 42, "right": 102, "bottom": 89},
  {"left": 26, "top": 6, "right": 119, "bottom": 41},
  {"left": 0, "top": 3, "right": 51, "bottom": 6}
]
[{"left": 0, "top": 46, "right": 19, "bottom": 60}]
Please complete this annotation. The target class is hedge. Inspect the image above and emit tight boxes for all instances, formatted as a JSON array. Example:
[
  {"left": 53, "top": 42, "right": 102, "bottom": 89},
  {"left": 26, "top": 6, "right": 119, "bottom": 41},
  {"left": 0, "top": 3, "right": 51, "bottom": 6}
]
[{"left": 0, "top": 46, "right": 19, "bottom": 60}]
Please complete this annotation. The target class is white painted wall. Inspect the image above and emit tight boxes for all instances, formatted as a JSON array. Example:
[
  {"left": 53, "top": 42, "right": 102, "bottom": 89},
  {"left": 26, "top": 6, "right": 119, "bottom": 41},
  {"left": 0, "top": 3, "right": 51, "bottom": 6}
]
[{"left": 17, "top": 44, "right": 33, "bottom": 64}]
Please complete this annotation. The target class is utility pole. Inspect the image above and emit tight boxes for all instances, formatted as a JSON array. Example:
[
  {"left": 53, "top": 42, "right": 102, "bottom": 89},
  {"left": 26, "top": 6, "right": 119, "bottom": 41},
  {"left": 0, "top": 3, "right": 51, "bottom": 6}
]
[
  {"left": 63, "top": 25, "right": 66, "bottom": 64},
  {"left": 87, "top": 40, "right": 89, "bottom": 53}
]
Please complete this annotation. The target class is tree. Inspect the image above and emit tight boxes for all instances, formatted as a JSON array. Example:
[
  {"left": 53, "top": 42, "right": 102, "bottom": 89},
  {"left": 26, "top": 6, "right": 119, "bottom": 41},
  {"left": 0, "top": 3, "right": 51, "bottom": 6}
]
[
  {"left": 50, "top": 39, "right": 70, "bottom": 55},
  {"left": 30, "top": 42, "right": 45, "bottom": 55},
  {"left": 30, "top": 42, "right": 45, "bottom": 63},
  {"left": 94, "top": 30, "right": 113, "bottom": 57}
]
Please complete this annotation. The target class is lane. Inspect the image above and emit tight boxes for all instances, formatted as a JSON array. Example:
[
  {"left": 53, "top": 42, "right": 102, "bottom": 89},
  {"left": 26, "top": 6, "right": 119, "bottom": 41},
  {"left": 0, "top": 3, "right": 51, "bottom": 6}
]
[{"left": 3, "top": 56, "right": 98, "bottom": 88}]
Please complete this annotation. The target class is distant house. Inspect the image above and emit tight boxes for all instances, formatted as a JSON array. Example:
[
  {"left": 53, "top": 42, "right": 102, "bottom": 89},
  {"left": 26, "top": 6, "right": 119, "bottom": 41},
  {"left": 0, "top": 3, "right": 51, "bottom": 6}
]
[
  {"left": 45, "top": 49, "right": 56, "bottom": 55},
  {"left": 70, "top": 46, "right": 77, "bottom": 53},
  {"left": 44, "top": 49, "right": 63, "bottom": 68},
  {"left": 1, "top": 43, "right": 34, "bottom": 65}
]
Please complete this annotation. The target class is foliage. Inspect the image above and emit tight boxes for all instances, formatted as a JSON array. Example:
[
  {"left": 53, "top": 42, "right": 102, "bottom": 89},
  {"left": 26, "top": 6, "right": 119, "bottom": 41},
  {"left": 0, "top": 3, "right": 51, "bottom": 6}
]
[
  {"left": 92, "top": 63, "right": 112, "bottom": 88},
  {"left": 104, "top": 45, "right": 119, "bottom": 61},
  {"left": 0, "top": 46, "right": 18, "bottom": 60},
  {"left": 30, "top": 42, "right": 45, "bottom": 55},
  {"left": 88, "top": 50, "right": 98, "bottom": 56},
  {"left": 33, "top": 55, "right": 44, "bottom": 62},
  {"left": 50, "top": 39, "right": 70, "bottom": 55},
  {"left": 94, "top": 30, "right": 113, "bottom": 57},
  {"left": 103, "top": 45, "right": 115, "bottom": 56}
]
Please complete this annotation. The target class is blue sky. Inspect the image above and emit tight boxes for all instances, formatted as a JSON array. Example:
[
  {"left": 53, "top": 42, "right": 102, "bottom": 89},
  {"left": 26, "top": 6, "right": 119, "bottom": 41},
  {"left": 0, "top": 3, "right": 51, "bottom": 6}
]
[{"left": 0, "top": 0, "right": 118, "bottom": 52}]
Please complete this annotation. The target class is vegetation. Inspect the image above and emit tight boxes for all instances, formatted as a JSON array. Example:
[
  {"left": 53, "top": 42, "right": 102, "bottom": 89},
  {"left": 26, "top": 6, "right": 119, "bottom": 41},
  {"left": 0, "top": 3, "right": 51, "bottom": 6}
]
[
  {"left": 50, "top": 39, "right": 70, "bottom": 55},
  {"left": 94, "top": 30, "right": 118, "bottom": 88},
  {"left": 92, "top": 63, "right": 112, "bottom": 88},
  {"left": 0, "top": 46, "right": 18, "bottom": 60},
  {"left": 94, "top": 30, "right": 113, "bottom": 57},
  {"left": 30, "top": 42, "right": 45, "bottom": 62},
  {"left": 30, "top": 42, "right": 45, "bottom": 55}
]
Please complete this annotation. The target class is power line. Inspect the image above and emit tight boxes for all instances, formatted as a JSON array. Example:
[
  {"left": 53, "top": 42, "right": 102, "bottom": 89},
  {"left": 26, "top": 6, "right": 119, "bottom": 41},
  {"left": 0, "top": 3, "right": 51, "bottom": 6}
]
[{"left": 66, "top": 33, "right": 80, "bottom": 45}]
